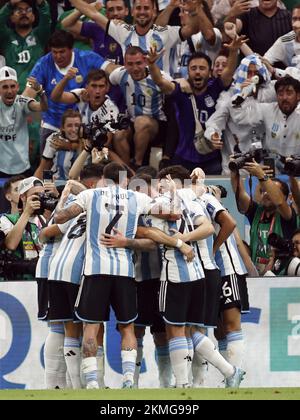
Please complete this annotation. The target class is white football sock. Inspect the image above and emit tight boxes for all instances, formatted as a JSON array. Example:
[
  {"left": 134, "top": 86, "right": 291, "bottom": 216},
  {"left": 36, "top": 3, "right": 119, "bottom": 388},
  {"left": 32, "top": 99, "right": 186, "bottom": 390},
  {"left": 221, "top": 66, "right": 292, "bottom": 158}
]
[
  {"left": 168, "top": 336, "right": 189, "bottom": 387},
  {"left": 64, "top": 337, "right": 82, "bottom": 389},
  {"left": 226, "top": 331, "right": 245, "bottom": 368},
  {"left": 44, "top": 325, "right": 66, "bottom": 389},
  {"left": 192, "top": 331, "right": 234, "bottom": 378}
]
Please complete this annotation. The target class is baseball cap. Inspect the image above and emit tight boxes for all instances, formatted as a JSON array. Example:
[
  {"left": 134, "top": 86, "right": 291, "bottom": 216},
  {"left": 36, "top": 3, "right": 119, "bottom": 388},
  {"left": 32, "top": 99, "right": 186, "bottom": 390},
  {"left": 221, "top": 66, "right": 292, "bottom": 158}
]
[
  {"left": 18, "top": 177, "right": 44, "bottom": 195},
  {"left": 0, "top": 66, "right": 18, "bottom": 83}
]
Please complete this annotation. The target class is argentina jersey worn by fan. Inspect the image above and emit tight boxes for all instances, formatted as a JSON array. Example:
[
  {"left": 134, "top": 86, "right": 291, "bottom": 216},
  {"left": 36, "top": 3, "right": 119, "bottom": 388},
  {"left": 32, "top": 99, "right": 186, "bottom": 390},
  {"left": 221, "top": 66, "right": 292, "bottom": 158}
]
[
  {"left": 71, "top": 91, "right": 119, "bottom": 125},
  {"left": 201, "top": 193, "right": 247, "bottom": 276},
  {"left": 107, "top": 21, "right": 182, "bottom": 73},
  {"left": 177, "top": 189, "right": 217, "bottom": 271},
  {"left": 109, "top": 67, "right": 169, "bottom": 120},
  {"left": 149, "top": 213, "right": 204, "bottom": 283},
  {"left": 135, "top": 215, "right": 162, "bottom": 282},
  {"left": 48, "top": 213, "right": 87, "bottom": 285},
  {"left": 75, "top": 186, "right": 152, "bottom": 277},
  {"left": 0, "top": 95, "right": 34, "bottom": 174},
  {"left": 43, "top": 133, "right": 78, "bottom": 181},
  {"left": 30, "top": 49, "right": 105, "bottom": 129}
]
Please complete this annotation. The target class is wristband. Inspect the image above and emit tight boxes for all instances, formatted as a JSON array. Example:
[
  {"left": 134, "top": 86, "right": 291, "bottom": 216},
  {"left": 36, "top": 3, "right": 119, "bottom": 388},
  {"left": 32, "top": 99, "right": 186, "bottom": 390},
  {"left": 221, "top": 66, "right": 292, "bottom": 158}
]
[{"left": 176, "top": 239, "right": 183, "bottom": 249}]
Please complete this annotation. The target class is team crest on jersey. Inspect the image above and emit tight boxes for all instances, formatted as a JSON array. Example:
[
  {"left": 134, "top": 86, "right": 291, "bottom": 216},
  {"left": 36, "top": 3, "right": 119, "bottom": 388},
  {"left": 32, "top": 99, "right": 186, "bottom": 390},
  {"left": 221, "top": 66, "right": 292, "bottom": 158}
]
[
  {"left": 76, "top": 74, "right": 83, "bottom": 84},
  {"left": 271, "top": 123, "right": 279, "bottom": 138},
  {"left": 204, "top": 95, "right": 215, "bottom": 108},
  {"left": 109, "top": 43, "right": 118, "bottom": 53},
  {"left": 146, "top": 88, "right": 153, "bottom": 96},
  {"left": 26, "top": 35, "right": 37, "bottom": 47},
  {"left": 150, "top": 39, "right": 158, "bottom": 50}
]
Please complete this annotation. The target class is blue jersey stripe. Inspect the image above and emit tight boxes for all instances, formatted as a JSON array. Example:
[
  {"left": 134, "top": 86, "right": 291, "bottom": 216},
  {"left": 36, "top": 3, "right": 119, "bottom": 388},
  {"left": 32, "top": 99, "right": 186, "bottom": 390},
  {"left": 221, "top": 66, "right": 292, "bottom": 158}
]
[
  {"left": 91, "top": 192, "right": 101, "bottom": 274},
  {"left": 70, "top": 245, "right": 85, "bottom": 284}
]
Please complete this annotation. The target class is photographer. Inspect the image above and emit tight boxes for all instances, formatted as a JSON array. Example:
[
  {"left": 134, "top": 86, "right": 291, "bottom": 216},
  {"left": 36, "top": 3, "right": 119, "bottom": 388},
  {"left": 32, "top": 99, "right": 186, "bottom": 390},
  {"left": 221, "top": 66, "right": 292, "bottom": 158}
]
[
  {"left": 229, "top": 76, "right": 300, "bottom": 173},
  {"left": 265, "top": 229, "right": 300, "bottom": 276},
  {"left": 230, "top": 159, "right": 298, "bottom": 275},
  {"left": 0, "top": 176, "right": 58, "bottom": 280}
]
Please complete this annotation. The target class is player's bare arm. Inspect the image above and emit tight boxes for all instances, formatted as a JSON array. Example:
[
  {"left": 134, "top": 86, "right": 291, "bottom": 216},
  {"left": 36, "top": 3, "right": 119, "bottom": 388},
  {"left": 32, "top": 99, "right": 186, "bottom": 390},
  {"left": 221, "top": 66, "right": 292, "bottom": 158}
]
[{"left": 54, "top": 203, "right": 83, "bottom": 224}]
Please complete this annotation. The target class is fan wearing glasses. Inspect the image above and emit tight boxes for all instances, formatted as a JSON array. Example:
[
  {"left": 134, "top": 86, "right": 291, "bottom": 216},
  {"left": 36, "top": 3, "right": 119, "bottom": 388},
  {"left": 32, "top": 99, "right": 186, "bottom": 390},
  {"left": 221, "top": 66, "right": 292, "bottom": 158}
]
[{"left": 0, "top": 0, "right": 51, "bottom": 91}]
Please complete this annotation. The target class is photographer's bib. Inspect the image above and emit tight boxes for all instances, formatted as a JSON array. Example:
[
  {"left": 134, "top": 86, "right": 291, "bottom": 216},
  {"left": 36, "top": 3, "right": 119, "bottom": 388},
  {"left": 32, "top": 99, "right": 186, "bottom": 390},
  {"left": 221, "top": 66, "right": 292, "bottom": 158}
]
[
  {"left": 3, "top": 214, "right": 43, "bottom": 260},
  {"left": 250, "top": 209, "right": 283, "bottom": 275}
]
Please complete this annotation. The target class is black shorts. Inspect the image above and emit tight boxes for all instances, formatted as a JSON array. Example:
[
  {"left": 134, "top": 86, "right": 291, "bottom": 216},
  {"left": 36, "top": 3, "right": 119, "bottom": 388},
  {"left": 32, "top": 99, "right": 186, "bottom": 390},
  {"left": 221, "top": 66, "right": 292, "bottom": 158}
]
[
  {"left": 48, "top": 281, "right": 80, "bottom": 322},
  {"left": 135, "top": 279, "right": 165, "bottom": 334},
  {"left": 36, "top": 277, "right": 49, "bottom": 321},
  {"left": 75, "top": 274, "right": 137, "bottom": 323},
  {"left": 159, "top": 279, "right": 205, "bottom": 326},
  {"left": 219, "top": 274, "right": 249, "bottom": 313},
  {"left": 203, "top": 269, "right": 222, "bottom": 328}
]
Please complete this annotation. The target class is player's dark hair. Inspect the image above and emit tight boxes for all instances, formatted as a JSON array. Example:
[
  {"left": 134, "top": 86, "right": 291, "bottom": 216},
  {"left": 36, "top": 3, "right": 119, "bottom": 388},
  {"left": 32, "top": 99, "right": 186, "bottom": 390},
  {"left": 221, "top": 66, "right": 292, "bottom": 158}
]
[
  {"left": 187, "top": 52, "right": 212, "bottom": 70},
  {"left": 135, "top": 165, "right": 157, "bottom": 178},
  {"left": 158, "top": 165, "right": 191, "bottom": 183},
  {"left": 104, "top": 162, "right": 128, "bottom": 183},
  {"left": 275, "top": 76, "right": 300, "bottom": 93},
  {"left": 48, "top": 30, "right": 74, "bottom": 50},
  {"left": 80, "top": 164, "right": 104, "bottom": 181}
]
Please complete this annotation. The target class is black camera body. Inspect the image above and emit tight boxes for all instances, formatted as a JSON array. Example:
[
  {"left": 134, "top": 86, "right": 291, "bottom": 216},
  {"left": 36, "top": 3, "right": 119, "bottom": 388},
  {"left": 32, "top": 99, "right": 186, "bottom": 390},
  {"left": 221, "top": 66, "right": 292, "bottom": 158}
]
[
  {"left": 34, "top": 192, "right": 59, "bottom": 215},
  {"left": 229, "top": 148, "right": 265, "bottom": 172},
  {"left": 81, "top": 114, "right": 130, "bottom": 151},
  {"left": 267, "top": 233, "right": 294, "bottom": 258},
  {"left": 284, "top": 156, "right": 300, "bottom": 176}
]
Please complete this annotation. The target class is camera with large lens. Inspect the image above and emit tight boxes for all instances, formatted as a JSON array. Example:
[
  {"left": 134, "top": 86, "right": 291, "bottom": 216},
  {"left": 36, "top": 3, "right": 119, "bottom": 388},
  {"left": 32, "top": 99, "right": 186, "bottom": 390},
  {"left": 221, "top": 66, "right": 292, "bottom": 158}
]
[
  {"left": 81, "top": 116, "right": 108, "bottom": 151},
  {"left": 228, "top": 132, "right": 265, "bottom": 172},
  {"left": 283, "top": 156, "right": 300, "bottom": 176},
  {"left": 34, "top": 192, "right": 59, "bottom": 215},
  {"left": 267, "top": 233, "right": 294, "bottom": 258},
  {"left": 267, "top": 233, "right": 300, "bottom": 276},
  {"left": 81, "top": 114, "right": 130, "bottom": 151},
  {"left": 229, "top": 148, "right": 265, "bottom": 172}
]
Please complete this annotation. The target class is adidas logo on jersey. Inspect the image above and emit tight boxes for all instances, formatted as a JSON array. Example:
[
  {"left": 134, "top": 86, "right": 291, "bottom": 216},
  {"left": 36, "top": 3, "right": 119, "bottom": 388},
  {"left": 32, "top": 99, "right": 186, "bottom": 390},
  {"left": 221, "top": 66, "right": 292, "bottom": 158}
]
[
  {"left": 65, "top": 350, "right": 76, "bottom": 357},
  {"left": 225, "top": 298, "right": 232, "bottom": 304}
]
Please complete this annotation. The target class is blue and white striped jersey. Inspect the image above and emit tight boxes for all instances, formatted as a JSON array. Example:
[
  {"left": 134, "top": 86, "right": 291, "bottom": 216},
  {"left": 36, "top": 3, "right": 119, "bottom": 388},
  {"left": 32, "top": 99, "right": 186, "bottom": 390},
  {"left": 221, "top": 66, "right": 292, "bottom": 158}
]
[
  {"left": 200, "top": 193, "right": 247, "bottom": 276},
  {"left": 43, "top": 133, "right": 78, "bottom": 181},
  {"left": 71, "top": 90, "right": 119, "bottom": 125},
  {"left": 135, "top": 214, "right": 162, "bottom": 282},
  {"left": 48, "top": 213, "right": 87, "bottom": 285},
  {"left": 107, "top": 21, "right": 182, "bottom": 73},
  {"left": 170, "top": 29, "right": 222, "bottom": 78},
  {"left": 109, "top": 67, "right": 169, "bottom": 120},
  {"left": 36, "top": 196, "right": 76, "bottom": 278},
  {"left": 177, "top": 188, "right": 217, "bottom": 271},
  {"left": 148, "top": 207, "right": 205, "bottom": 283},
  {"left": 75, "top": 186, "right": 153, "bottom": 277},
  {"left": 35, "top": 218, "right": 63, "bottom": 279}
]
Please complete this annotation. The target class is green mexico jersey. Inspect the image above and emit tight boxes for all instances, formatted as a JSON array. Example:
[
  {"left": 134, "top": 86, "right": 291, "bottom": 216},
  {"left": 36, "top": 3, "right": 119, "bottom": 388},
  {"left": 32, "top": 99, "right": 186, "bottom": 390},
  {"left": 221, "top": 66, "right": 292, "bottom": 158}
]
[{"left": 0, "top": 1, "right": 51, "bottom": 92}]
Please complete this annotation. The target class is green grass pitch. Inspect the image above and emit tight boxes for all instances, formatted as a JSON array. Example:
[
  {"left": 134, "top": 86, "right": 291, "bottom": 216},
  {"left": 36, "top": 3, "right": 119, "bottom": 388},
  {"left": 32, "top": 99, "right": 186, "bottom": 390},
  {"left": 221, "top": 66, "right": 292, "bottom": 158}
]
[{"left": 0, "top": 388, "right": 300, "bottom": 400}]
